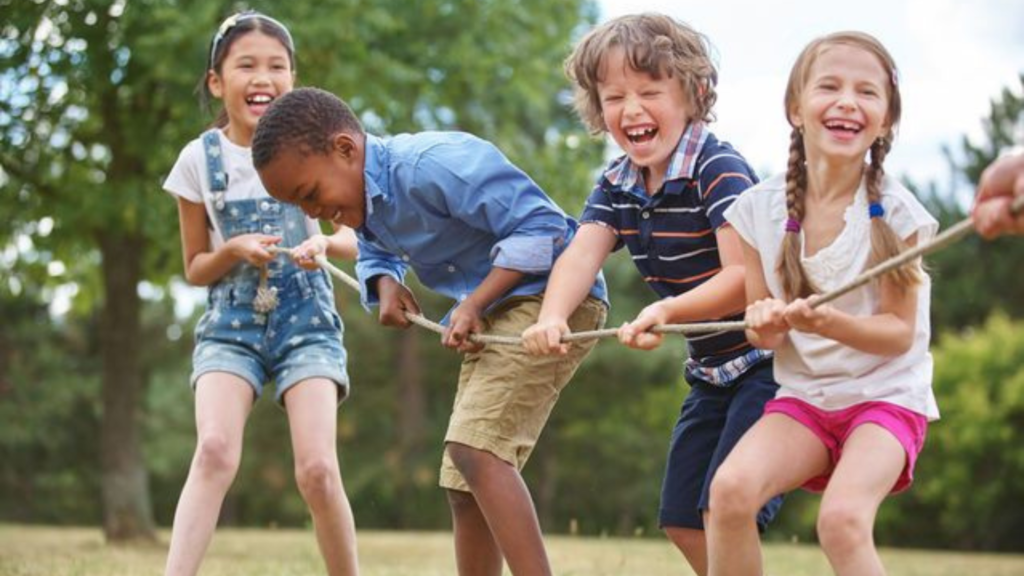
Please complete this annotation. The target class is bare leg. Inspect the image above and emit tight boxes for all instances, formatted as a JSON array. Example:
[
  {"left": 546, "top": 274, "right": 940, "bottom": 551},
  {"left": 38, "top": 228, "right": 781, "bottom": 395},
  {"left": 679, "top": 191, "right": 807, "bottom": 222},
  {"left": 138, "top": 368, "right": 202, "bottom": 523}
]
[
  {"left": 285, "top": 378, "right": 359, "bottom": 576},
  {"left": 447, "top": 442, "right": 551, "bottom": 576},
  {"left": 448, "top": 489, "right": 503, "bottom": 576},
  {"left": 664, "top": 527, "right": 708, "bottom": 576},
  {"left": 817, "top": 424, "right": 904, "bottom": 576},
  {"left": 164, "top": 374, "right": 253, "bottom": 576},
  {"left": 707, "top": 414, "right": 830, "bottom": 576}
]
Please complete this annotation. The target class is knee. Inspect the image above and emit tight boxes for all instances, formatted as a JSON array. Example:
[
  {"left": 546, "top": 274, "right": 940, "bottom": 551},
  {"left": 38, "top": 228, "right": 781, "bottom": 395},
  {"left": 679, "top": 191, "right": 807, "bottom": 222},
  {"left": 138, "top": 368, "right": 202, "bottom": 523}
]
[
  {"left": 817, "top": 502, "right": 873, "bottom": 557},
  {"left": 446, "top": 487, "right": 479, "bottom": 518},
  {"left": 708, "top": 467, "right": 762, "bottom": 527},
  {"left": 295, "top": 457, "right": 341, "bottom": 505},
  {"left": 194, "top": 434, "right": 240, "bottom": 480}
]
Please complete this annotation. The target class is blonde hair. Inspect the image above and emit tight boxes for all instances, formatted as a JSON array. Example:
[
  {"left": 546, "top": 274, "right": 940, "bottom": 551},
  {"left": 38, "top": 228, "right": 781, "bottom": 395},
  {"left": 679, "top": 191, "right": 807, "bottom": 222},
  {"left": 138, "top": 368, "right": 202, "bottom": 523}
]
[
  {"left": 778, "top": 31, "right": 921, "bottom": 300},
  {"left": 564, "top": 13, "right": 718, "bottom": 135}
]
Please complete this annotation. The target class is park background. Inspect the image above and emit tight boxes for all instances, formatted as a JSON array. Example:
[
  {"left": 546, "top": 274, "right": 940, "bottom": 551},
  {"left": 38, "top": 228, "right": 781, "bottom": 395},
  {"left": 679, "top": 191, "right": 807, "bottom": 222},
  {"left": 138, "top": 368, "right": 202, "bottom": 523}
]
[{"left": 2, "top": 0, "right": 1024, "bottom": 572}]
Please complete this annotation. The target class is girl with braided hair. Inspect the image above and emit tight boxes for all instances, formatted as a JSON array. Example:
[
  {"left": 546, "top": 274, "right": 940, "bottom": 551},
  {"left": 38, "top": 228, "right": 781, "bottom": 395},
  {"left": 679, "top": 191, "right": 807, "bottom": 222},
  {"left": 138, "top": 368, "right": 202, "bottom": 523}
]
[{"left": 706, "top": 32, "right": 939, "bottom": 576}]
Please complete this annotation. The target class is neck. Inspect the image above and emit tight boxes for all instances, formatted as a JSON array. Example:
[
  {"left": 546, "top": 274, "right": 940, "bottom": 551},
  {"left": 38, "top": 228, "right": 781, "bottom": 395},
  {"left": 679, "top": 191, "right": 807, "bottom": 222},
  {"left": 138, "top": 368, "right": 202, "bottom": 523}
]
[
  {"left": 223, "top": 124, "right": 254, "bottom": 148},
  {"left": 804, "top": 152, "right": 864, "bottom": 203}
]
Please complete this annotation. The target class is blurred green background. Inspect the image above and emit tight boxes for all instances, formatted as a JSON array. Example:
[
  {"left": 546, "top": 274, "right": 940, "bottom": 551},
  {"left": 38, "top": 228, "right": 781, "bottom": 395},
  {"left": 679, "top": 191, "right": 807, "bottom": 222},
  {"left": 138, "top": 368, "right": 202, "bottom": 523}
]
[{"left": 2, "top": 0, "right": 1023, "bottom": 553}]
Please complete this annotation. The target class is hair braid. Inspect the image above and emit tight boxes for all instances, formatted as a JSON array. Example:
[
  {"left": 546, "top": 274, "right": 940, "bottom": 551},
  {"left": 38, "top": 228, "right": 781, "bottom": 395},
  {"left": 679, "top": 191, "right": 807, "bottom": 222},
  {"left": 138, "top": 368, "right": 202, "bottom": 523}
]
[
  {"left": 777, "top": 128, "right": 817, "bottom": 300},
  {"left": 866, "top": 137, "right": 922, "bottom": 291}
]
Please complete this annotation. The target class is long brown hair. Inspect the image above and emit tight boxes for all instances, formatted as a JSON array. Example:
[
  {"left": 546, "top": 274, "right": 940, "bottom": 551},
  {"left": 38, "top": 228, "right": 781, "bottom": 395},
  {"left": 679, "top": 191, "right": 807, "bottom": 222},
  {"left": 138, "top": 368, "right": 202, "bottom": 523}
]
[{"left": 778, "top": 31, "right": 921, "bottom": 300}]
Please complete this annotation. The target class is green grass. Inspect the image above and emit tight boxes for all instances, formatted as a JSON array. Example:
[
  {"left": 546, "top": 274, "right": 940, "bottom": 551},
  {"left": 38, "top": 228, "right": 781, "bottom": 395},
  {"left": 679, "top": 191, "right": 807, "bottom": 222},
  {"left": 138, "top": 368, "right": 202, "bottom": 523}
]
[{"left": 2, "top": 524, "right": 1023, "bottom": 576}]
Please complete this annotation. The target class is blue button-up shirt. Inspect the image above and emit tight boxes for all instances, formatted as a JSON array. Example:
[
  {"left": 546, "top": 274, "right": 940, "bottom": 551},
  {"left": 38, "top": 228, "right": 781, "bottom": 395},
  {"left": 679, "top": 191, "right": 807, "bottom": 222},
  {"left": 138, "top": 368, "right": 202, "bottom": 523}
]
[{"left": 355, "top": 132, "right": 607, "bottom": 320}]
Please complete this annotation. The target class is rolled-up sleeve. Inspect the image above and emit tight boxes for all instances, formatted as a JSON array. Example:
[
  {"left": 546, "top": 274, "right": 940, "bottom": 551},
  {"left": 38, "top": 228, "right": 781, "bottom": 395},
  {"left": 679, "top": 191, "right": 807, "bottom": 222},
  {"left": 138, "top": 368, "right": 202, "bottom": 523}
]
[
  {"left": 415, "top": 136, "right": 569, "bottom": 274},
  {"left": 355, "top": 237, "right": 408, "bottom": 310}
]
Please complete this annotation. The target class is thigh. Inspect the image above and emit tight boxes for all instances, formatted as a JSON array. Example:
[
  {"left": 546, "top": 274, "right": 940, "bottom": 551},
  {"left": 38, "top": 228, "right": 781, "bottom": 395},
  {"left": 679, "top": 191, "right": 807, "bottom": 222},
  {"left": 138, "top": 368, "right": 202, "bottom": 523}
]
[
  {"left": 715, "top": 412, "right": 832, "bottom": 502},
  {"left": 821, "top": 423, "right": 905, "bottom": 512},
  {"left": 284, "top": 378, "right": 341, "bottom": 465},
  {"left": 193, "top": 372, "right": 255, "bottom": 444}
]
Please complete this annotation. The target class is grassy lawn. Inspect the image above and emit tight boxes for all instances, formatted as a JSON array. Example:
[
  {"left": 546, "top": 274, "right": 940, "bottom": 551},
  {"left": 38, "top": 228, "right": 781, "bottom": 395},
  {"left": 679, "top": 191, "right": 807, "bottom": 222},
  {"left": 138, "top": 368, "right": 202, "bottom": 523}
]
[{"left": 2, "top": 524, "right": 1023, "bottom": 576}]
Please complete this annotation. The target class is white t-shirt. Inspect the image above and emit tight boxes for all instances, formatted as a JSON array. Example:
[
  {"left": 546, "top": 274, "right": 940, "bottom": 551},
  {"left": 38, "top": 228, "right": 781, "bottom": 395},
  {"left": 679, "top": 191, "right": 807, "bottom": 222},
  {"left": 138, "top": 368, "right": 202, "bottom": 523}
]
[
  {"left": 162, "top": 129, "right": 321, "bottom": 248},
  {"left": 725, "top": 173, "right": 940, "bottom": 420}
]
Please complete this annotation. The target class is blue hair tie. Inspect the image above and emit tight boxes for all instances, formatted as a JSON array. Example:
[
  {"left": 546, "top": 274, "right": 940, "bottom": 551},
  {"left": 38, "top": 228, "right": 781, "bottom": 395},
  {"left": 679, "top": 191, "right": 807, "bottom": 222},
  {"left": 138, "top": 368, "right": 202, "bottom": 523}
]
[{"left": 869, "top": 202, "right": 885, "bottom": 219}]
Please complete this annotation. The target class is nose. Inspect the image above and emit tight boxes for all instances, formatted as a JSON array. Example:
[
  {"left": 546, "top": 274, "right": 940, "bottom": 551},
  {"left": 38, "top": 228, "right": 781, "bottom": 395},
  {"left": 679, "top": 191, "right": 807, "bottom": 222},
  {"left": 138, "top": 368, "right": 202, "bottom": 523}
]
[
  {"left": 623, "top": 94, "right": 643, "bottom": 117},
  {"left": 836, "top": 89, "right": 856, "bottom": 111}
]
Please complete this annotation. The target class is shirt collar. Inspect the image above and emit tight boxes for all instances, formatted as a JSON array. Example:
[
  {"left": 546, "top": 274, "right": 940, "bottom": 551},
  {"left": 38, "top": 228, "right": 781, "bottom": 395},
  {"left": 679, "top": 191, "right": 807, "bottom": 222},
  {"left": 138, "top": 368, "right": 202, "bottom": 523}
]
[
  {"left": 603, "top": 121, "right": 708, "bottom": 191},
  {"left": 363, "top": 134, "right": 388, "bottom": 217}
]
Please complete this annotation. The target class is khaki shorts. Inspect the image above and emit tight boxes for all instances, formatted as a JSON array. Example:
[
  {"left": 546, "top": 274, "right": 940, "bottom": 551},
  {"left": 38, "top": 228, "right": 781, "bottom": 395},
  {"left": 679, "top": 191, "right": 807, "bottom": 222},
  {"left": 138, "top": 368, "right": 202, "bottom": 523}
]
[{"left": 440, "top": 295, "right": 607, "bottom": 492}]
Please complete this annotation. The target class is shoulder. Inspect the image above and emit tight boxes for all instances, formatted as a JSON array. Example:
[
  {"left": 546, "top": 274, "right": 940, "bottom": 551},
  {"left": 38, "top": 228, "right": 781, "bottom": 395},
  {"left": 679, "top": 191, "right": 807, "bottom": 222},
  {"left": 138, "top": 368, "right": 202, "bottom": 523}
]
[
  {"left": 879, "top": 175, "right": 939, "bottom": 240},
  {"left": 734, "top": 173, "right": 786, "bottom": 207},
  {"left": 696, "top": 133, "right": 757, "bottom": 179}
]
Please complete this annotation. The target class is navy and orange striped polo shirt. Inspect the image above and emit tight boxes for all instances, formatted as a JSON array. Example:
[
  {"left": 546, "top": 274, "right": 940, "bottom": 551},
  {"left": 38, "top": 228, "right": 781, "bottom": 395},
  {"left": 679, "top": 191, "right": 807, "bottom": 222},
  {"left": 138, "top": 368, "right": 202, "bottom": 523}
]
[{"left": 580, "top": 122, "right": 770, "bottom": 385}]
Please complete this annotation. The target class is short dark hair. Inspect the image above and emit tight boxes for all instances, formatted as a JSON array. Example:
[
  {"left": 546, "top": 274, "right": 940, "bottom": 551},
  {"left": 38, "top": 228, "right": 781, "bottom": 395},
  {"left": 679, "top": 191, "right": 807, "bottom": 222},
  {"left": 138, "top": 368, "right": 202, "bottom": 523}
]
[{"left": 252, "top": 87, "right": 365, "bottom": 169}]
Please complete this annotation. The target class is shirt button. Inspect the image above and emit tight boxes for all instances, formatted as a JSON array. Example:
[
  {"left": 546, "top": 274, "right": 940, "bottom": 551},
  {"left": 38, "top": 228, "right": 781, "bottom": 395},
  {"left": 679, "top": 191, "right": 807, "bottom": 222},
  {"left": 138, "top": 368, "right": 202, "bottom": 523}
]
[
  {"left": 447, "top": 265, "right": 456, "bottom": 273},
  {"left": 260, "top": 201, "right": 270, "bottom": 211},
  {"left": 402, "top": 254, "right": 411, "bottom": 262},
  {"left": 262, "top": 224, "right": 273, "bottom": 234},
  {"left": 641, "top": 211, "right": 650, "bottom": 219}
]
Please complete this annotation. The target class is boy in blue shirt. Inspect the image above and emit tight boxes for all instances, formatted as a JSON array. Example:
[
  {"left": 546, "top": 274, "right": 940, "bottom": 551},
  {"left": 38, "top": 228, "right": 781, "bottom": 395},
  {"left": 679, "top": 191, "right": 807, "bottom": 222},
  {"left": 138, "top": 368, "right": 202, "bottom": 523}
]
[{"left": 253, "top": 87, "right": 607, "bottom": 576}]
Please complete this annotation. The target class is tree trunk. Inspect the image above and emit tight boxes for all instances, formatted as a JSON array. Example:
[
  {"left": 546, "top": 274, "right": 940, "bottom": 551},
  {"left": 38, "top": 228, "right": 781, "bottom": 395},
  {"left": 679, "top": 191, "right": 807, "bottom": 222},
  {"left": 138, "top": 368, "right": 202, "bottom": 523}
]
[
  {"left": 395, "top": 328, "right": 426, "bottom": 528},
  {"left": 98, "top": 231, "right": 156, "bottom": 542}
]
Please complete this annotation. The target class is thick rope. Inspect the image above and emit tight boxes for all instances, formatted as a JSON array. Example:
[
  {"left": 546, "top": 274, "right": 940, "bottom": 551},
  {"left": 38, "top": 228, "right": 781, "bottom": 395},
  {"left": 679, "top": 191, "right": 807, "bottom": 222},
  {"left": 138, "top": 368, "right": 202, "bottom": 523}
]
[{"left": 280, "top": 193, "right": 1022, "bottom": 346}]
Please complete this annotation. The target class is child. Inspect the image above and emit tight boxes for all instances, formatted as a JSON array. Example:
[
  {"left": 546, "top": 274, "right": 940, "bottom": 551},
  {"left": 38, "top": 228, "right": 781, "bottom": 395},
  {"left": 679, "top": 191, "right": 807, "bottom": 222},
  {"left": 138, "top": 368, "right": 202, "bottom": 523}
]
[
  {"left": 521, "top": 13, "right": 782, "bottom": 575},
  {"left": 974, "top": 150, "right": 1024, "bottom": 238},
  {"left": 161, "top": 12, "right": 359, "bottom": 576},
  {"left": 251, "top": 87, "right": 608, "bottom": 576},
  {"left": 709, "top": 31, "right": 939, "bottom": 576}
]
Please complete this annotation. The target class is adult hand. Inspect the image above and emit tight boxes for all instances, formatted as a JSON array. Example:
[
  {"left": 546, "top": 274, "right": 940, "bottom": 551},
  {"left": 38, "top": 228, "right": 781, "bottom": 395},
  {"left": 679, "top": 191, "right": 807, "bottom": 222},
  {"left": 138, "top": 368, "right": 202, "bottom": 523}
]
[{"left": 974, "top": 151, "right": 1024, "bottom": 239}]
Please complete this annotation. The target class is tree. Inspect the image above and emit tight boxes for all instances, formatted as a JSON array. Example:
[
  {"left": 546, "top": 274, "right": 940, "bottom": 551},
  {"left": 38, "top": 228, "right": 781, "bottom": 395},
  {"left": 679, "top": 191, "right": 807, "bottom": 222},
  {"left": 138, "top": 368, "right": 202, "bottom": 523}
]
[{"left": 1, "top": 0, "right": 601, "bottom": 540}]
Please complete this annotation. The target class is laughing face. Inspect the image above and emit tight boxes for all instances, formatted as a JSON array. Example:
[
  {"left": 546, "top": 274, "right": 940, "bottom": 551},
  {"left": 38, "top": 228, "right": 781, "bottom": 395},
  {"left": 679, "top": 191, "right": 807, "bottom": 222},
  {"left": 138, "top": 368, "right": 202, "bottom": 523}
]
[
  {"left": 596, "top": 46, "right": 693, "bottom": 195},
  {"left": 257, "top": 132, "right": 368, "bottom": 230},
  {"left": 208, "top": 31, "right": 294, "bottom": 146},
  {"left": 790, "top": 43, "right": 892, "bottom": 165}
]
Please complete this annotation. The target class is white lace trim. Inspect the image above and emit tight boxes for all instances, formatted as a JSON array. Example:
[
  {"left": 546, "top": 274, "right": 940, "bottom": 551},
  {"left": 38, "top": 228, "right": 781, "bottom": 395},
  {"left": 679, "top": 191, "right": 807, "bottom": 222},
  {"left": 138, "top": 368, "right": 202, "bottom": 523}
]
[{"left": 801, "top": 184, "right": 869, "bottom": 291}]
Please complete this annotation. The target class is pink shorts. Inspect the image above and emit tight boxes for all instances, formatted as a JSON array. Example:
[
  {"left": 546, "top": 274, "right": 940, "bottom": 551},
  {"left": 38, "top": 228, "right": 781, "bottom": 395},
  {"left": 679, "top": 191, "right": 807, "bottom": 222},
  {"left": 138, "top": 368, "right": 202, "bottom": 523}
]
[{"left": 764, "top": 397, "right": 928, "bottom": 493}]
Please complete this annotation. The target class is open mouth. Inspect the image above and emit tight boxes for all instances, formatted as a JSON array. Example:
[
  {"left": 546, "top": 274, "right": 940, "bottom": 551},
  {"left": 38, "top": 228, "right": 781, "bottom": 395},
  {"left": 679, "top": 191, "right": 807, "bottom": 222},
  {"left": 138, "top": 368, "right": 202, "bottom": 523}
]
[
  {"left": 625, "top": 125, "right": 658, "bottom": 144},
  {"left": 246, "top": 93, "right": 274, "bottom": 113},
  {"left": 823, "top": 119, "right": 863, "bottom": 135}
]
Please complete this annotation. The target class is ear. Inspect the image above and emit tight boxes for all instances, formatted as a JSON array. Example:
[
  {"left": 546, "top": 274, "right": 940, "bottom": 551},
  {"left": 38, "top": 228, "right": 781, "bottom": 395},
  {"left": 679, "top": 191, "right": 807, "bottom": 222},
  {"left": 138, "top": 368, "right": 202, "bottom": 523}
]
[
  {"left": 331, "top": 132, "right": 361, "bottom": 161},
  {"left": 787, "top": 104, "right": 803, "bottom": 131},
  {"left": 207, "top": 70, "right": 223, "bottom": 99}
]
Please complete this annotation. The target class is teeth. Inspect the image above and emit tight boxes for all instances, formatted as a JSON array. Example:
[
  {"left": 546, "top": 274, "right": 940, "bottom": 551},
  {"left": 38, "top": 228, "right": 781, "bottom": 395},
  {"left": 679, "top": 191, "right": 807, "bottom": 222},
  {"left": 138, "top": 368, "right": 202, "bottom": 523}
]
[
  {"left": 626, "top": 127, "right": 656, "bottom": 137},
  {"left": 825, "top": 120, "right": 860, "bottom": 131},
  {"left": 247, "top": 94, "right": 273, "bottom": 104}
]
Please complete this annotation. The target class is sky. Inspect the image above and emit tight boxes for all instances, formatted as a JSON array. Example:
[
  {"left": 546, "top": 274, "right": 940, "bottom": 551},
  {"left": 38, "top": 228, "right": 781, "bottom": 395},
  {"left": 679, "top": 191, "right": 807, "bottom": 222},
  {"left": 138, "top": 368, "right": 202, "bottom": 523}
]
[{"left": 597, "top": 0, "right": 1024, "bottom": 195}]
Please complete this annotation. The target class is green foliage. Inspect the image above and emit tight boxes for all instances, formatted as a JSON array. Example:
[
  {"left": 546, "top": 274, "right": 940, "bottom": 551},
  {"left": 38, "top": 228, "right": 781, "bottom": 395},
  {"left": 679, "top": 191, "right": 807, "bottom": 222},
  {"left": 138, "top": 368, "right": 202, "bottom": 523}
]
[
  {"left": 923, "top": 75, "right": 1024, "bottom": 331},
  {"left": 879, "top": 314, "right": 1024, "bottom": 551}
]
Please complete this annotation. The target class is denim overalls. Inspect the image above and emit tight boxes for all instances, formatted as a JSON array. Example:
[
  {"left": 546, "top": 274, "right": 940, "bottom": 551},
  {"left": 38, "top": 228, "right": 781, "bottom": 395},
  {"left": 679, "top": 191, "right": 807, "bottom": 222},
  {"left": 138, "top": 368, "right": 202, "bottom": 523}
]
[{"left": 191, "top": 130, "right": 350, "bottom": 404}]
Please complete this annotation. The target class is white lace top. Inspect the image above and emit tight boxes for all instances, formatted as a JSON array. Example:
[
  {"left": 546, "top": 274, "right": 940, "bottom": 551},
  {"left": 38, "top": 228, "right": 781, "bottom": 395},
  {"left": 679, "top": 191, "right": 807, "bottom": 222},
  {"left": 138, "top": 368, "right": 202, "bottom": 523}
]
[{"left": 725, "top": 173, "right": 940, "bottom": 420}]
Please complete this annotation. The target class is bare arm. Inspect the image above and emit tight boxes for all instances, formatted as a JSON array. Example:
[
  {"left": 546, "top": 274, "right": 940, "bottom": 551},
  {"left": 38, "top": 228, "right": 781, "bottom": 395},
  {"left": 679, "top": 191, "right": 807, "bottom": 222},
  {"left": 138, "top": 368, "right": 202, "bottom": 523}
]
[
  {"left": 521, "top": 224, "right": 616, "bottom": 355},
  {"left": 784, "top": 235, "right": 920, "bottom": 356},
  {"left": 177, "top": 197, "right": 278, "bottom": 286},
  {"left": 445, "top": 266, "right": 526, "bottom": 352},
  {"left": 619, "top": 225, "right": 747, "bottom": 350},
  {"left": 738, "top": 235, "right": 789, "bottom": 350}
]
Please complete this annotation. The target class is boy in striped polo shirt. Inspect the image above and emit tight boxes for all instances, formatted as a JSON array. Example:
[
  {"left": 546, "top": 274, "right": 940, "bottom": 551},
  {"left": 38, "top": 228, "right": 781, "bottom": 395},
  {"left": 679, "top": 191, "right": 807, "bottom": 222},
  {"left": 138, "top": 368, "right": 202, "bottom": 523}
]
[{"left": 522, "top": 13, "right": 782, "bottom": 575}]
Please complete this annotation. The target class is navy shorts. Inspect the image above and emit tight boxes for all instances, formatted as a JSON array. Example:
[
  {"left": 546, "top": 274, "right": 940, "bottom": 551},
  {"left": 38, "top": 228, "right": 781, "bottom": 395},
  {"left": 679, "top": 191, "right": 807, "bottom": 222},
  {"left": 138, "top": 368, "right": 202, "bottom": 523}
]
[{"left": 659, "top": 361, "right": 783, "bottom": 531}]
